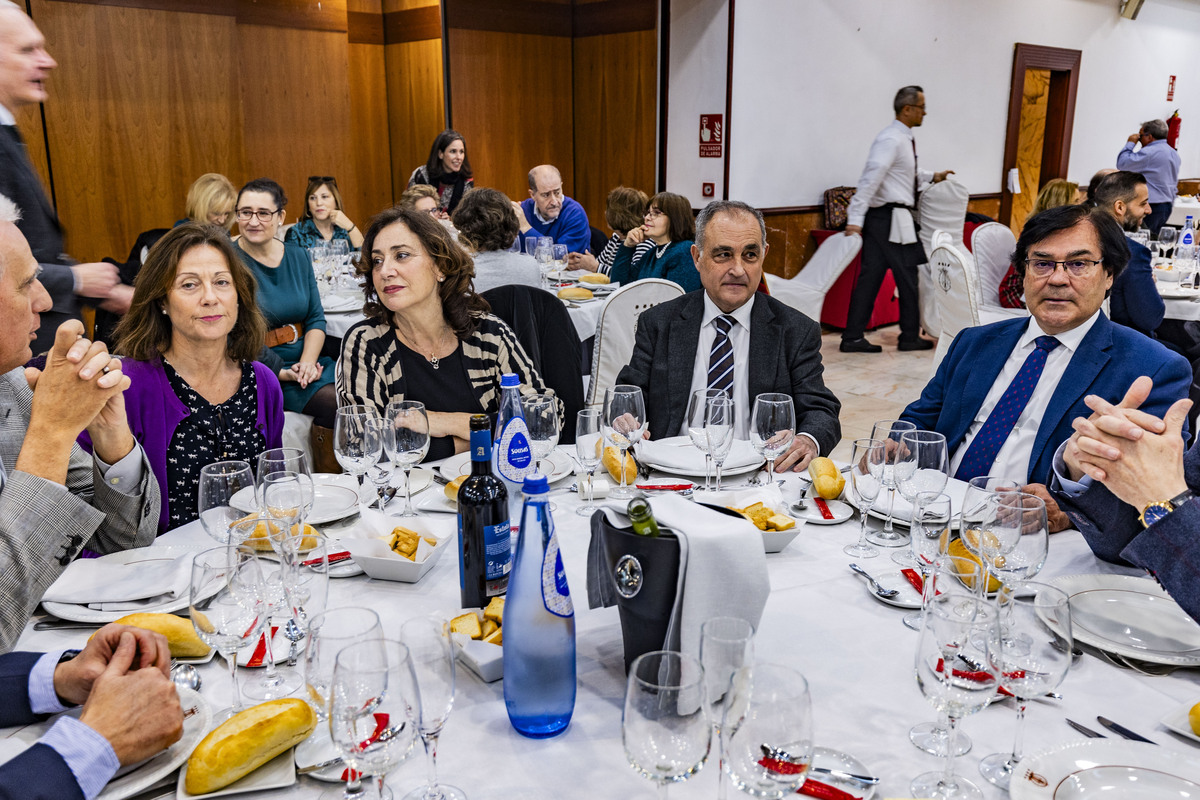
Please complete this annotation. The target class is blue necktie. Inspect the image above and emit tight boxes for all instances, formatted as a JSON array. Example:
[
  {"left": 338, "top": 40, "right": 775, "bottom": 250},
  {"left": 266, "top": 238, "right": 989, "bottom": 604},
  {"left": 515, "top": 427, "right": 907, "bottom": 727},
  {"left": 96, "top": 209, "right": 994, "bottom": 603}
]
[
  {"left": 707, "top": 315, "right": 735, "bottom": 397},
  {"left": 954, "top": 335, "right": 1060, "bottom": 482}
]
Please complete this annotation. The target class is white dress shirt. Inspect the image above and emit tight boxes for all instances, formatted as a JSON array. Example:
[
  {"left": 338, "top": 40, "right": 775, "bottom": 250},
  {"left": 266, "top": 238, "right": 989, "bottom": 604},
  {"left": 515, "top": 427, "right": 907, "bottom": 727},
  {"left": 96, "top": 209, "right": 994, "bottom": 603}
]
[
  {"left": 846, "top": 119, "right": 933, "bottom": 228},
  {"left": 0, "top": 104, "right": 15, "bottom": 126},
  {"left": 948, "top": 311, "right": 1102, "bottom": 482}
]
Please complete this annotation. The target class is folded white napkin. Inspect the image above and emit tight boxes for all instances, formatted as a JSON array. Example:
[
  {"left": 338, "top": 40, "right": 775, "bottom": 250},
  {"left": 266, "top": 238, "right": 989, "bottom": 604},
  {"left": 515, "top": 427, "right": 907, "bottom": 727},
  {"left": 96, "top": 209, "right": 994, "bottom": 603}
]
[
  {"left": 638, "top": 438, "right": 761, "bottom": 473},
  {"left": 42, "top": 551, "right": 194, "bottom": 610},
  {"left": 848, "top": 473, "right": 969, "bottom": 523}
]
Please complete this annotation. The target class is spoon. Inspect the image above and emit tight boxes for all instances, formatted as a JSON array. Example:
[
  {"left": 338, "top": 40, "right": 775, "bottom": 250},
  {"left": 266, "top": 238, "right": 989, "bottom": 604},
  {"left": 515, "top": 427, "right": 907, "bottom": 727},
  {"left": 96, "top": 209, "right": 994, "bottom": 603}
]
[
  {"left": 170, "top": 662, "right": 202, "bottom": 692},
  {"left": 791, "top": 483, "right": 811, "bottom": 513},
  {"left": 848, "top": 563, "right": 899, "bottom": 599}
]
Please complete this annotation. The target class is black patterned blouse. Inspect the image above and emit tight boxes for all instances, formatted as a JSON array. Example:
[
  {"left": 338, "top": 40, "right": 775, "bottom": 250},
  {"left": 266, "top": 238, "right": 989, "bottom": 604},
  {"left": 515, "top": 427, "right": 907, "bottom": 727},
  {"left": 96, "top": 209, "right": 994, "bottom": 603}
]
[{"left": 164, "top": 360, "right": 266, "bottom": 528}]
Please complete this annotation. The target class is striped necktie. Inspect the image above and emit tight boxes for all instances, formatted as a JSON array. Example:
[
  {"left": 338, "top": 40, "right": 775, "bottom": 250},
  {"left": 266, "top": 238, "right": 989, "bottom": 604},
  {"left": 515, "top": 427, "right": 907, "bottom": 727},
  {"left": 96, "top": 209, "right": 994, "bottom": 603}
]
[
  {"left": 707, "top": 314, "right": 736, "bottom": 397},
  {"left": 953, "top": 335, "right": 1061, "bottom": 482}
]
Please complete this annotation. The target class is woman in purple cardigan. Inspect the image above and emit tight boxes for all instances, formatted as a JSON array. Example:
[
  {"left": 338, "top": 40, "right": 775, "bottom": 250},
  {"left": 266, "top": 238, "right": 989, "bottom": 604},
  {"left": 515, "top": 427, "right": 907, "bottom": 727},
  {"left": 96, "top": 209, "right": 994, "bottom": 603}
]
[{"left": 103, "top": 223, "right": 284, "bottom": 533}]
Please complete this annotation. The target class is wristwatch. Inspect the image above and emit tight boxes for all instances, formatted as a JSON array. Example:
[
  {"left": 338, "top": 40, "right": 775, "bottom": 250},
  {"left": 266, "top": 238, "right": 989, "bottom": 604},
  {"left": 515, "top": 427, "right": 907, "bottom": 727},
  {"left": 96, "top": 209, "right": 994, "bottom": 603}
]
[{"left": 1139, "top": 489, "right": 1195, "bottom": 528}]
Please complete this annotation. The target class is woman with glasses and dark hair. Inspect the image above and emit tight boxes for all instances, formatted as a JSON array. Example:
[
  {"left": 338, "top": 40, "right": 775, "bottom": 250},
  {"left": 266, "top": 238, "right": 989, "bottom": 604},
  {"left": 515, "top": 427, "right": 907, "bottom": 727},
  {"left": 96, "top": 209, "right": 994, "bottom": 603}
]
[
  {"left": 284, "top": 175, "right": 364, "bottom": 250},
  {"left": 609, "top": 191, "right": 701, "bottom": 291},
  {"left": 567, "top": 186, "right": 650, "bottom": 275},
  {"left": 338, "top": 206, "right": 558, "bottom": 462},
  {"left": 98, "top": 222, "right": 284, "bottom": 533},
  {"left": 407, "top": 129, "right": 473, "bottom": 218},
  {"left": 232, "top": 178, "right": 338, "bottom": 467}
]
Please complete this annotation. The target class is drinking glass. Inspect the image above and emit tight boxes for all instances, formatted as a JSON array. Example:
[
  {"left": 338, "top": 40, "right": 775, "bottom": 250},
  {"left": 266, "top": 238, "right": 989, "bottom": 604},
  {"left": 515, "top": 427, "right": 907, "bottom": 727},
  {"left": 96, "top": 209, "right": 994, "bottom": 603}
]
[
  {"left": 623, "top": 650, "right": 710, "bottom": 798},
  {"left": 844, "top": 438, "right": 884, "bottom": 558},
  {"left": 198, "top": 460, "right": 255, "bottom": 544},
  {"left": 400, "top": 616, "right": 466, "bottom": 800},
  {"left": 701, "top": 618, "right": 755, "bottom": 800},
  {"left": 335, "top": 405, "right": 384, "bottom": 518},
  {"left": 722, "top": 663, "right": 814, "bottom": 798},
  {"left": 535, "top": 240, "right": 555, "bottom": 289},
  {"left": 891, "top": 430, "right": 949, "bottom": 565},
  {"left": 524, "top": 236, "right": 540, "bottom": 257},
  {"left": 601, "top": 385, "right": 647, "bottom": 499},
  {"left": 989, "top": 493, "right": 1049, "bottom": 589},
  {"left": 385, "top": 400, "right": 431, "bottom": 517},
  {"left": 978, "top": 583, "right": 1072, "bottom": 791},
  {"left": 367, "top": 419, "right": 397, "bottom": 515},
  {"left": 552, "top": 243, "right": 568, "bottom": 282},
  {"left": 749, "top": 394, "right": 795, "bottom": 484},
  {"left": 963, "top": 492, "right": 1029, "bottom": 601},
  {"left": 235, "top": 518, "right": 302, "bottom": 700},
  {"left": 521, "top": 393, "right": 560, "bottom": 473},
  {"left": 903, "top": 491, "right": 952, "bottom": 631},
  {"left": 867, "top": 419, "right": 916, "bottom": 545},
  {"left": 575, "top": 409, "right": 603, "bottom": 516},
  {"left": 706, "top": 395, "right": 736, "bottom": 492},
  {"left": 911, "top": 596, "right": 997, "bottom": 800},
  {"left": 330, "top": 639, "right": 421, "bottom": 800},
  {"left": 258, "top": 447, "right": 312, "bottom": 485},
  {"left": 272, "top": 530, "right": 331, "bottom": 667},
  {"left": 957, "top": 476, "right": 1020, "bottom": 536},
  {"left": 259, "top": 470, "right": 315, "bottom": 541},
  {"left": 189, "top": 545, "right": 266, "bottom": 722},
  {"left": 1159, "top": 225, "right": 1177, "bottom": 260},
  {"left": 687, "top": 389, "right": 727, "bottom": 491}
]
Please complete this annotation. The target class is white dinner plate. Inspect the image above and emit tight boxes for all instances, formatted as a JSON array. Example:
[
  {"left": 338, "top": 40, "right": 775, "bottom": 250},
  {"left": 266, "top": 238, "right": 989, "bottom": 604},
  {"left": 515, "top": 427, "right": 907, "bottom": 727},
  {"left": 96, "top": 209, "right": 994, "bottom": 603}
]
[
  {"left": 808, "top": 746, "right": 877, "bottom": 800},
  {"left": 793, "top": 498, "right": 854, "bottom": 525},
  {"left": 41, "top": 545, "right": 215, "bottom": 623},
  {"left": 637, "top": 436, "right": 764, "bottom": 478},
  {"left": 321, "top": 294, "right": 362, "bottom": 313},
  {"left": 859, "top": 570, "right": 923, "bottom": 609},
  {"left": 230, "top": 474, "right": 361, "bottom": 526},
  {"left": 1044, "top": 574, "right": 1200, "bottom": 667},
  {"left": 438, "top": 448, "right": 574, "bottom": 484},
  {"left": 177, "top": 747, "right": 296, "bottom": 797},
  {"left": 1070, "top": 588, "right": 1200, "bottom": 653},
  {"left": 294, "top": 726, "right": 344, "bottom": 782},
  {"left": 845, "top": 475, "right": 970, "bottom": 528},
  {"left": 415, "top": 489, "right": 457, "bottom": 514},
  {"left": 389, "top": 467, "right": 434, "bottom": 496},
  {"left": 1158, "top": 285, "right": 1200, "bottom": 299},
  {"left": 1161, "top": 699, "right": 1200, "bottom": 744},
  {"left": 1011, "top": 740, "right": 1200, "bottom": 799}
]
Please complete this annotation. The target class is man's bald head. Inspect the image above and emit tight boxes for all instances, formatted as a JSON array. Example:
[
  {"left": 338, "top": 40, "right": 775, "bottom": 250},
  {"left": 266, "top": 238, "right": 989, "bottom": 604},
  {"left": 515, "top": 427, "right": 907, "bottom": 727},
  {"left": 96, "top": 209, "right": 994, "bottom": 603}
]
[{"left": 527, "top": 165, "right": 565, "bottom": 221}]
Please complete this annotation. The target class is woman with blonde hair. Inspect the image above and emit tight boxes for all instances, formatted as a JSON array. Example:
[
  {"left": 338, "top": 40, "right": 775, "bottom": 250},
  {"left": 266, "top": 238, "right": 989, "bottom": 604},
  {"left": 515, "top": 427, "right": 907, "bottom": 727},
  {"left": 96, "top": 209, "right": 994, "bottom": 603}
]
[
  {"left": 399, "top": 184, "right": 441, "bottom": 217},
  {"left": 998, "top": 178, "right": 1082, "bottom": 308},
  {"left": 184, "top": 173, "right": 237, "bottom": 231},
  {"left": 285, "top": 175, "right": 364, "bottom": 250}
]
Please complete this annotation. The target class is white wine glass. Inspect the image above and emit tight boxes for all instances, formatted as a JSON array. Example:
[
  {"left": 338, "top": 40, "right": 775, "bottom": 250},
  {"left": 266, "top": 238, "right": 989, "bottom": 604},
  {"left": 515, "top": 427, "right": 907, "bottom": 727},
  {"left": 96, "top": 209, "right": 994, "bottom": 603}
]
[
  {"left": 624, "top": 650, "right": 710, "bottom": 799},
  {"left": 722, "top": 663, "right": 814, "bottom": 798},
  {"left": 602, "top": 385, "right": 647, "bottom": 499},
  {"left": 385, "top": 399, "right": 430, "bottom": 518},
  {"left": 521, "top": 393, "right": 560, "bottom": 473},
  {"left": 198, "top": 460, "right": 255, "bottom": 544},
  {"left": 867, "top": 419, "right": 916, "bottom": 546},
  {"left": 845, "top": 438, "right": 884, "bottom": 558},
  {"left": 990, "top": 493, "right": 1049, "bottom": 589},
  {"left": 367, "top": 418, "right": 397, "bottom": 515},
  {"left": 335, "top": 405, "right": 383, "bottom": 519},
  {"left": 903, "top": 491, "right": 952, "bottom": 631},
  {"left": 235, "top": 516, "right": 302, "bottom": 701},
  {"left": 701, "top": 618, "right": 755, "bottom": 800},
  {"left": 706, "top": 395, "right": 735, "bottom": 493},
  {"left": 687, "top": 388, "right": 726, "bottom": 492},
  {"left": 575, "top": 409, "right": 603, "bottom": 516},
  {"left": 891, "top": 430, "right": 948, "bottom": 566},
  {"left": 271, "top": 529, "right": 331, "bottom": 668},
  {"left": 749, "top": 393, "right": 795, "bottom": 484},
  {"left": 400, "top": 616, "right": 466, "bottom": 800}
]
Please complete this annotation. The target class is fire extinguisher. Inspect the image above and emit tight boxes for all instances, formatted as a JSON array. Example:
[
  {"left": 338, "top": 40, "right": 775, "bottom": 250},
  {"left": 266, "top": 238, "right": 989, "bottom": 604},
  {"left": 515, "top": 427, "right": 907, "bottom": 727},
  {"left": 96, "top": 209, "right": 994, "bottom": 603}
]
[{"left": 1168, "top": 110, "right": 1181, "bottom": 149}]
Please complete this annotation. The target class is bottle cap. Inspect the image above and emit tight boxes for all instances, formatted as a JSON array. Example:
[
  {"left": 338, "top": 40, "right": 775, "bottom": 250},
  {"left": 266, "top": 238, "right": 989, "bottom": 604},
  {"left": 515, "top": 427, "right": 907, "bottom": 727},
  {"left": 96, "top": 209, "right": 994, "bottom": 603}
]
[
  {"left": 500, "top": 373, "right": 520, "bottom": 388},
  {"left": 522, "top": 473, "right": 549, "bottom": 493}
]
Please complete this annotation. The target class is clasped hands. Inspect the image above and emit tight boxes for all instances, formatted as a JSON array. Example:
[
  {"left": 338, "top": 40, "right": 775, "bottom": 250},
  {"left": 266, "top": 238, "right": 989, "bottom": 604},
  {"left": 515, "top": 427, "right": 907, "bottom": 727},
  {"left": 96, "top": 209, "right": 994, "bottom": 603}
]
[{"left": 281, "top": 360, "right": 323, "bottom": 388}]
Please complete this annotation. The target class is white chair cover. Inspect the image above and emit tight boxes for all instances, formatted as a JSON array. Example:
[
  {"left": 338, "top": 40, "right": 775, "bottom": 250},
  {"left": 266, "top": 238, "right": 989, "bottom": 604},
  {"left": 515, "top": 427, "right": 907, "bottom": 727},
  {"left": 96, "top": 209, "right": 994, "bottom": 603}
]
[
  {"left": 764, "top": 232, "right": 862, "bottom": 322},
  {"left": 916, "top": 180, "right": 970, "bottom": 338},
  {"left": 282, "top": 411, "right": 314, "bottom": 464},
  {"left": 586, "top": 279, "right": 686, "bottom": 407},
  {"left": 971, "top": 222, "right": 1018, "bottom": 310}
]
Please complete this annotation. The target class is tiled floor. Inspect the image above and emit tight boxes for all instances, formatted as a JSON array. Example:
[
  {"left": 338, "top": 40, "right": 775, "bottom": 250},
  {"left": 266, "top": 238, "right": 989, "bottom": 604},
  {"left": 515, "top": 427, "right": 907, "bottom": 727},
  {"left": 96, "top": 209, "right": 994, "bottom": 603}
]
[{"left": 819, "top": 326, "right": 937, "bottom": 463}]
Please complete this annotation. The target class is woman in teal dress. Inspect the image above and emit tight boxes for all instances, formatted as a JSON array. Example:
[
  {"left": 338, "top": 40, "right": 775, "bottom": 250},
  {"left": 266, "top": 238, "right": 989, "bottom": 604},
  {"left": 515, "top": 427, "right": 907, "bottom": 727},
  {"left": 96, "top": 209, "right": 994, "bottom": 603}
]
[
  {"left": 233, "top": 178, "right": 339, "bottom": 466},
  {"left": 609, "top": 191, "right": 701, "bottom": 292}
]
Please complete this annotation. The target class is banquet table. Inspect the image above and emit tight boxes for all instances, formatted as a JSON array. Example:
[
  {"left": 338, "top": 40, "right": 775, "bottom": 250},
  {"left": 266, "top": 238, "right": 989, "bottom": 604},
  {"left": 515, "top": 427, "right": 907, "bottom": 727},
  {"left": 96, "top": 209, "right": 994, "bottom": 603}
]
[
  {"left": 15, "top": 450, "right": 1200, "bottom": 800},
  {"left": 1167, "top": 196, "right": 1200, "bottom": 227}
]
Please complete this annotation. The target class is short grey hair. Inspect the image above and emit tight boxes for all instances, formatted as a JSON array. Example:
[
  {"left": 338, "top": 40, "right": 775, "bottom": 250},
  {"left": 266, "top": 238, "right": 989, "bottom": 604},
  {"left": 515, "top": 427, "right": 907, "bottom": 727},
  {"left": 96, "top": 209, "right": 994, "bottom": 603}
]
[
  {"left": 527, "top": 164, "right": 562, "bottom": 192},
  {"left": 893, "top": 85, "right": 924, "bottom": 115},
  {"left": 1142, "top": 119, "right": 1168, "bottom": 140},
  {"left": 694, "top": 200, "right": 766, "bottom": 253},
  {"left": 0, "top": 194, "right": 21, "bottom": 224}
]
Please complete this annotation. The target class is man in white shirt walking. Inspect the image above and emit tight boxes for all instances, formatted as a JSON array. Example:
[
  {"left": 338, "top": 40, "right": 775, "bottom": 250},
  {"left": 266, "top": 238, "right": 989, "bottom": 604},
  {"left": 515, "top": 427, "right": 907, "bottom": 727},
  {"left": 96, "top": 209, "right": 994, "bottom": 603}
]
[{"left": 842, "top": 85, "right": 952, "bottom": 353}]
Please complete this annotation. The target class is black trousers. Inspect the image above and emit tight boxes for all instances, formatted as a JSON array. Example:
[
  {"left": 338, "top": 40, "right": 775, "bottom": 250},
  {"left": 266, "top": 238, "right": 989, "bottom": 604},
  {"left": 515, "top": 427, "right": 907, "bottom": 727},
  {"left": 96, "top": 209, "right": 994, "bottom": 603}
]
[
  {"left": 842, "top": 204, "right": 924, "bottom": 341},
  {"left": 1146, "top": 201, "right": 1173, "bottom": 235}
]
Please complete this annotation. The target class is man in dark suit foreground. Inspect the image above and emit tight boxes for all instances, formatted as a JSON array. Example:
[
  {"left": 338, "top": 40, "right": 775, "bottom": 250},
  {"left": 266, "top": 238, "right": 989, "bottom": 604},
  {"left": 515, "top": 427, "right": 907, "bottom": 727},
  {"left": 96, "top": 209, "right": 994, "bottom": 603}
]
[
  {"left": 900, "top": 204, "right": 1190, "bottom": 530},
  {"left": 616, "top": 199, "right": 841, "bottom": 472},
  {"left": 0, "top": 623, "right": 182, "bottom": 800}
]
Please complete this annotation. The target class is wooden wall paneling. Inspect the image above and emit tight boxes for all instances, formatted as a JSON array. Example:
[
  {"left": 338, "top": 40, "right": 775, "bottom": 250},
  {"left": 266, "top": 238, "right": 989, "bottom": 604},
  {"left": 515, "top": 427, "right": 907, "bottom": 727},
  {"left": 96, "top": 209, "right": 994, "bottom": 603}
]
[
  {"left": 447, "top": 29, "right": 574, "bottom": 203},
  {"left": 384, "top": 36, "right": 445, "bottom": 199},
  {"left": 572, "top": 29, "right": 657, "bottom": 229},
  {"left": 348, "top": 43, "right": 395, "bottom": 223},
  {"left": 967, "top": 195, "right": 1002, "bottom": 220},
  {"left": 1011, "top": 68, "right": 1050, "bottom": 235},
  {"left": 34, "top": 0, "right": 245, "bottom": 262},
  {"left": 761, "top": 209, "right": 822, "bottom": 280},
  {"left": 234, "top": 0, "right": 348, "bottom": 32},
  {"left": 237, "top": 24, "right": 354, "bottom": 229}
]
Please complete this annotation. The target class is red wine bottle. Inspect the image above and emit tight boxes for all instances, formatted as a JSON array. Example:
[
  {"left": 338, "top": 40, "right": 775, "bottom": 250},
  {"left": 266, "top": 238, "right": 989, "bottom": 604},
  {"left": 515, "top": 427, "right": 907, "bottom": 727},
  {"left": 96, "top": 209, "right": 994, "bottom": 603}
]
[{"left": 457, "top": 414, "right": 511, "bottom": 608}]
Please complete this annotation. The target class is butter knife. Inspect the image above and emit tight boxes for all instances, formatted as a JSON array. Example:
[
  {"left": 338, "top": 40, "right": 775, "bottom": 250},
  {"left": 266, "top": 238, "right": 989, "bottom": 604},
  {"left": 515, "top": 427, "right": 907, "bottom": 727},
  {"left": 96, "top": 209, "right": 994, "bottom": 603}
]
[
  {"left": 1065, "top": 718, "right": 1106, "bottom": 738},
  {"left": 809, "top": 766, "right": 879, "bottom": 785},
  {"left": 297, "top": 755, "right": 344, "bottom": 775},
  {"left": 1097, "top": 715, "right": 1156, "bottom": 744}
]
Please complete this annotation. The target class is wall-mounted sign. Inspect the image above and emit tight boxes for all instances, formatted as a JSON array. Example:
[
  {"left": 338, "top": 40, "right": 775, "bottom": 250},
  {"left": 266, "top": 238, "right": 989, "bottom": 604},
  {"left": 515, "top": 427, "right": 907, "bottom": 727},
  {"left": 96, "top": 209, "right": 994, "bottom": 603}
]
[
  {"left": 1168, "top": 75, "right": 1176, "bottom": 101},
  {"left": 700, "top": 114, "right": 723, "bottom": 158}
]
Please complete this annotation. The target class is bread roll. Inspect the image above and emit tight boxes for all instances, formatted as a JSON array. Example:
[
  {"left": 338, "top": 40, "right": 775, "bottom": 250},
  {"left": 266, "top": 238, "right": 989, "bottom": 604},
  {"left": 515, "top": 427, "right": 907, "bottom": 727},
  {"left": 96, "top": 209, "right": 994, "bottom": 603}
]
[
  {"left": 1190, "top": 701, "right": 1200, "bottom": 735},
  {"left": 287, "top": 522, "right": 320, "bottom": 550},
  {"left": 109, "top": 612, "right": 210, "bottom": 658},
  {"left": 595, "top": 440, "right": 636, "bottom": 484},
  {"left": 579, "top": 273, "right": 611, "bottom": 285},
  {"left": 558, "top": 286, "right": 594, "bottom": 301},
  {"left": 185, "top": 699, "right": 316, "bottom": 794},
  {"left": 234, "top": 514, "right": 280, "bottom": 552},
  {"left": 444, "top": 474, "right": 468, "bottom": 501},
  {"left": 808, "top": 457, "right": 845, "bottom": 500}
]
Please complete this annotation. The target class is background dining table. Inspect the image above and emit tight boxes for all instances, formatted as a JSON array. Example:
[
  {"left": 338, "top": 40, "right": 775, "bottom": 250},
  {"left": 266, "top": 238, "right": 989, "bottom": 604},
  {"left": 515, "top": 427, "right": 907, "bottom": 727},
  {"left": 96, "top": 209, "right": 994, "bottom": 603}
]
[{"left": 14, "top": 447, "right": 1200, "bottom": 799}]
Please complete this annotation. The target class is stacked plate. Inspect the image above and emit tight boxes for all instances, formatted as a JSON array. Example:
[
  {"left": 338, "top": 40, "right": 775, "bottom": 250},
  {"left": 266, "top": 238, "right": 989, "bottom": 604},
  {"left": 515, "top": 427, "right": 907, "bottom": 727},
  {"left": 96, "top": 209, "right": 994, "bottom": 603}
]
[
  {"left": 635, "top": 436, "right": 764, "bottom": 478},
  {"left": 1011, "top": 740, "right": 1200, "bottom": 799},
  {"left": 230, "top": 473, "right": 363, "bottom": 526},
  {"left": 844, "top": 475, "right": 970, "bottom": 528}
]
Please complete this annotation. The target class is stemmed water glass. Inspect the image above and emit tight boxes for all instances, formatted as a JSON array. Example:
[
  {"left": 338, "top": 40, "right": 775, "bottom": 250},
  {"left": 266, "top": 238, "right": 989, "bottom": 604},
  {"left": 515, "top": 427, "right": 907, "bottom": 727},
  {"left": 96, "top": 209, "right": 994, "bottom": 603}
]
[
  {"left": 330, "top": 639, "right": 421, "bottom": 800},
  {"left": 989, "top": 493, "right": 1049, "bottom": 589},
  {"left": 522, "top": 393, "right": 561, "bottom": 473},
  {"left": 957, "top": 477, "right": 1020, "bottom": 537},
  {"left": 964, "top": 492, "right": 1028, "bottom": 601},
  {"left": 230, "top": 517, "right": 302, "bottom": 701},
  {"left": 272, "top": 529, "right": 331, "bottom": 668},
  {"left": 198, "top": 460, "right": 255, "bottom": 543},
  {"left": 707, "top": 395, "right": 736, "bottom": 492},
  {"left": 624, "top": 650, "right": 710, "bottom": 798},
  {"left": 575, "top": 409, "right": 603, "bottom": 516},
  {"left": 902, "top": 491, "right": 953, "bottom": 631},
  {"left": 912, "top": 595, "right": 997, "bottom": 800},
  {"left": 367, "top": 419, "right": 397, "bottom": 515},
  {"left": 891, "top": 430, "right": 949, "bottom": 566},
  {"left": 701, "top": 618, "right": 755, "bottom": 800},
  {"left": 602, "top": 385, "right": 647, "bottom": 499},
  {"left": 189, "top": 545, "right": 267, "bottom": 722},
  {"left": 978, "top": 582, "right": 1072, "bottom": 791},
  {"left": 866, "top": 419, "right": 916, "bottom": 546},
  {"left": 749, "top": 394, "right": 795, "bottom": 485},
  {"left": 1159, "top": 225, "right": 1178, "bottom": 260},
  {"left": 687, "top": 389, "right": 726, "bottom": 491},
  {"left": 845, "top": 438, "right": 884, "bottom": 558},
  {"left": 335, "top": 405, "right": 384, "bottom": 518},
  {"left": 721, "top": 662, "right": 814, "bottom": 798},
  {"left": 385, "top": 399, "right": 431, "bottom": 517},
  {"left": 400, "top": 616, "right": 466, "bottom": 800}
]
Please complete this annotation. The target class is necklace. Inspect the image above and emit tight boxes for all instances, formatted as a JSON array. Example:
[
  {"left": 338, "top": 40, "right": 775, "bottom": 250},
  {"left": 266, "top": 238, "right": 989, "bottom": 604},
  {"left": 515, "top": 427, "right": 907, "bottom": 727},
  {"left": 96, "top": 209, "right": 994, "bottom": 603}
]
[
  {"left": 654, "top": 241, "right": 671, "bottom": 259},
  {"left": 399, "top": 325, "right": 453, "bottom": 369}
]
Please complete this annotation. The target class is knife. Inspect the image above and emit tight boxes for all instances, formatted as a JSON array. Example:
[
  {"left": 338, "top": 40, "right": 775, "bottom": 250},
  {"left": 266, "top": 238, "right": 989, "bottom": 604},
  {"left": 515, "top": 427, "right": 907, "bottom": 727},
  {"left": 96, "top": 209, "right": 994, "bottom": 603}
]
[
  {"left": 809, "top": 766, "right": 879, "bottom": 785},
  {"left": 1097, "top": 715, "right": 1156, "bottom": 744},
  {"left": 1066, "top": 718, "right": 1106, "bottom": 738}
]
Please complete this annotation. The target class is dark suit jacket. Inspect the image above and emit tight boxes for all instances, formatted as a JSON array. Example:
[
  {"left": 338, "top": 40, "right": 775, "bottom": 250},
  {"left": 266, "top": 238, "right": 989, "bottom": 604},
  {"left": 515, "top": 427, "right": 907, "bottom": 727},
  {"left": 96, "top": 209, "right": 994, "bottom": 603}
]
[
  {"left": 1109, "top": 238, "right": 1164, "bottom": 337},
  {"left": 0, "top": 651, "right": 85, "bottom": 800},
  {"left": 902, "top": 313, "right": 1191, "bottom": 485},
  {"left": 615, "top": 291, "right": 841, "bottom": 455},
  {"left": 0, "top": 123, "right": 78, "bottom": 355}
]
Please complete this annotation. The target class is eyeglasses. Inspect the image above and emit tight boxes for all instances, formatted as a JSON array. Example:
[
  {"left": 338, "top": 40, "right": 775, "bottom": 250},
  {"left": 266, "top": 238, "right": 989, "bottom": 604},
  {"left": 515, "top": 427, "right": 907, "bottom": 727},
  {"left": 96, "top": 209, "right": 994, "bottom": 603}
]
[
  {"left": 644, "top": 208, "right": 664, "bottom": 219},
  {"left": 236, "top": 208, "right": 280, "bottom": 223},
  {"left": 1024, "top": 258, "right": 1102, "bottom": 277},
  {"left": 309, "top": 175, "right": 337, "bottom": 186}
]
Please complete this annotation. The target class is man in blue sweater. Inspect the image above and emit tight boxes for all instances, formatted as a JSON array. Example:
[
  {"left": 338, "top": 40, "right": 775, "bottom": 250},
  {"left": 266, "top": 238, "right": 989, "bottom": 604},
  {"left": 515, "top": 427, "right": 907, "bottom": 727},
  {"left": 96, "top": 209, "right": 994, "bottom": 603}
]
[{"left": 514, "top": 165, "right": 591, "bottom": 254}]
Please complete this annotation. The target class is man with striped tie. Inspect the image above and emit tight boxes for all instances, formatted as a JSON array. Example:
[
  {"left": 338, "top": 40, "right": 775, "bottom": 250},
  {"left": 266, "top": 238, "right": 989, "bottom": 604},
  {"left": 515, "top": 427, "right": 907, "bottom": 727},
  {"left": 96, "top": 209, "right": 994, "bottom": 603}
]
[
  {"left": 899, "top": 203, "right": 1190, "bottom": 531},
  {"left": 615, "top": 200, "right": 841, "bottom": 472}
]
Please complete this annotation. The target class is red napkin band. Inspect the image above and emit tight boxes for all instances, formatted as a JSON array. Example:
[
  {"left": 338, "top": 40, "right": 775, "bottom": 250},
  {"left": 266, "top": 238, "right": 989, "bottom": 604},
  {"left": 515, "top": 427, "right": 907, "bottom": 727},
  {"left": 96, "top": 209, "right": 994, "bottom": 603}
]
[
  {"left": 635, "top": 483, "right": 694, "bottom": 491},
  {"left": 933, "top": 657, "right": 1015, "bottom": 696},
  {"left": 799, "top": 779, "right": 861, "bottom": 800},
  {"left": 246, "top": 625, "right": 280, "bottom": 668},
  {"left": 303, "top": 551, "right": 352, "bottom": 566},
  {"left": 814, "top": 498, "right": 835, "bottom": 520},
  {"left": 359, "top": 713, "right": 390, "bottom": 749},
  {"left": 901, "top": 568, "right": 924, "bottom": 594}
]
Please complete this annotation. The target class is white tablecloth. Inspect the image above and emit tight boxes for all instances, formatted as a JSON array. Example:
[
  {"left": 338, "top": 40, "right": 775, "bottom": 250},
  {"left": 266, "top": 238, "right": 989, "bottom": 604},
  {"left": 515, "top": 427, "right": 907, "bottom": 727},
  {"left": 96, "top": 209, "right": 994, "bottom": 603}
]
[
  {"left": 17, "top": 451, "right": 1200, "bottom": 799},
  {"left": 1167, "top": 196, "right": 1200, "bottom": 227}
]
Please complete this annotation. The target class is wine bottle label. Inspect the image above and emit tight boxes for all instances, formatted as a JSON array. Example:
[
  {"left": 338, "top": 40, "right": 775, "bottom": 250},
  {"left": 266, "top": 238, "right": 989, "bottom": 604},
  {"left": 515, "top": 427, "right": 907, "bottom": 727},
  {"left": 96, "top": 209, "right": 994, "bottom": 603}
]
[
  {"left": 540, "top": 532, "right": 573, "bottom": 618},
  {"left": 496, "top": 417, "right": 533, "bottom": 482},
  {"left": 484, "top": 520, "right": 512, "bottom": 583}
]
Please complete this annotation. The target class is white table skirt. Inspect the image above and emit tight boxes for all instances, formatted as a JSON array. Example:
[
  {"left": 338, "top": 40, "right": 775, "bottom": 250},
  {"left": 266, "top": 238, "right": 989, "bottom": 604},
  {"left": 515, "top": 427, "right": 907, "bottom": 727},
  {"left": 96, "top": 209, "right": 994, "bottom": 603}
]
[
  {"left": 17, "top": 451, "right": 1200, "bottom": 799},
  {"left": 1168, "top": 197, "right": 1200, "bottom": 227}
]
